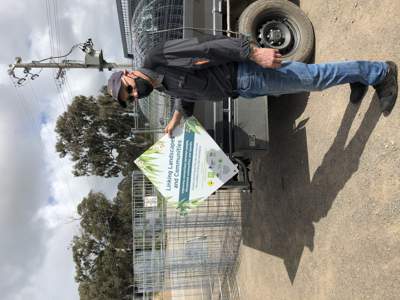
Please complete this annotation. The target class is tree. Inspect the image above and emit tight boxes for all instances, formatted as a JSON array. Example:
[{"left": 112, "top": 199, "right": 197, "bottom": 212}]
[
  {"left": 72, "top": 191, "right": 133, "bottom": 300},
  {"left": 55, "top": 88, "right": 150, "bottom": 177},
  {"left": 72, "top": 177, "right": 164, "bottom": 299}
]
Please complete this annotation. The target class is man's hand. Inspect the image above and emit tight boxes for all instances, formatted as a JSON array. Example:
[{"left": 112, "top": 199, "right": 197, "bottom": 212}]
[
  {"left": 164, "top": 110, "right": 183, "bottom": 137},
  {"left": 250, "top": 47, "right": 282, "bottom": 68}
]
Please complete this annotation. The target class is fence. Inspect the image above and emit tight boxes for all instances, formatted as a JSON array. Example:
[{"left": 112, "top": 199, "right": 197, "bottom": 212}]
[
  {"left": 132, "top": 171, "right": 242, "bottom": 299},
  {"left": 130, "top": 0, "right": 184, "bottom": 68},
  {"left": 130, "top": 0, "right": 183, "bottom": 136},
  {"left": 127, "top": 1, "right": 244, "bottom": 298}
]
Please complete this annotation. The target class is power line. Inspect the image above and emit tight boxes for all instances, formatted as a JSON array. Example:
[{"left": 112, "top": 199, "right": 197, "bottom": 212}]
[
  {"left": 43, "top": 0, "right": 93, "bottom": 223},
  {"left": 9, "top": 77, "right": 40, "bottom": 131}
]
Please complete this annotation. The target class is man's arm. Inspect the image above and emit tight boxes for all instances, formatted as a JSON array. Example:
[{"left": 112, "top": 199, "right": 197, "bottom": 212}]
[
  {"left": 144, "top": 35, "right": 252, "bottom": 69},
  {"left": 164, "top": 98, "right": 195, "bottom": 136},
  {"left": 164, "top": 110, "right": 183, "bottom": 136},
  {"left": 145, "top": 35, "right": 282, "bottom": 70}
]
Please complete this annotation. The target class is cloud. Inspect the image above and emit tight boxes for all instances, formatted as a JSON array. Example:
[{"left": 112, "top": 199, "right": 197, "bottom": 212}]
[
  {"left": 15, "top": 223, "right": 79, "bottom": 300},
  {"left": 0, "top": 86, "right": 49, "bottom": 298},
  {"left": 0, "top": 1, "right": 127, "bottom": 299}
]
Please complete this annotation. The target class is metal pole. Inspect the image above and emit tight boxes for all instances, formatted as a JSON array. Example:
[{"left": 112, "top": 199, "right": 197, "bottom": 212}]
[
  {"left": 132, "top": 128, "right": 164, "bottom": 134},
  {"left": 227, "top": 0, "right": 233, "bottom": 158},
  {"left": 10, "top": 62, "right": 132, "bottom": 70},
  {"left": 212, "top": 0, "right": 218, "bottom": 140},
  {"left": 227, "top": 0, "right": 231, "bottom": 37}
]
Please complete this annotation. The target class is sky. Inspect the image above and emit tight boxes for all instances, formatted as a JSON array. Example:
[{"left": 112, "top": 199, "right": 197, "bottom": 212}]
[{"left": 0, "top": 1, "right": 130, "bottom": 299}]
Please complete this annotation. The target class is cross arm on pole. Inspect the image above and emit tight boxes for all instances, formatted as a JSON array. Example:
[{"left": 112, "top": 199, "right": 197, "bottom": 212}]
[{"left": 7, "top": 39, "right": 133, "bottom": 85}]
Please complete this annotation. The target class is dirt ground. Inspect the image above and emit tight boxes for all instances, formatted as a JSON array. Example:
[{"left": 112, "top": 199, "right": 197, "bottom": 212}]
[{"left": 236, "top": 0, "right": 400, "bottom": 299}]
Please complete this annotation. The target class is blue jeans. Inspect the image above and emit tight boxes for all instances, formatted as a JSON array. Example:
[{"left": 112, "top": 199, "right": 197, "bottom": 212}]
[{"left": 237, "top": 60, "right": 388, "bottom": 98}]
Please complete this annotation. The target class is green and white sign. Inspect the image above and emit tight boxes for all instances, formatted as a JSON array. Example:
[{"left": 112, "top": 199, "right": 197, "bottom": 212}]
[{"left": 134, "top": 117, "right": 238, "bottom": 212}]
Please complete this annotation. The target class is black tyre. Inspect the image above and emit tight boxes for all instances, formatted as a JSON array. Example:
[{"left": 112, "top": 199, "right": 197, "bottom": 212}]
[{"left": 239, "top": 0, "right": 314, "bottom": 62}]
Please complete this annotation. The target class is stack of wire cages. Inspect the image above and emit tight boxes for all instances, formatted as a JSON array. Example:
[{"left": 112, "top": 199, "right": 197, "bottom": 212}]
[
  {"left": 128, "top": 1, "right": 243, "bottom": 298},
  {"left": 131, "top": 0, "right": 184, "bottom": 141},
  {"left": 132, "top": 171, "right": 242, "bottom": 299}
]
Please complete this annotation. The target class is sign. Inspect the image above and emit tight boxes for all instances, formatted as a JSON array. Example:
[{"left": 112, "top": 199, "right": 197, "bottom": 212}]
[
  {"left": 134, "top": 117, "right": 238, "bottom": 212},
  {"left": 144, "top": 196, "right": 158, "bottom": 208}
]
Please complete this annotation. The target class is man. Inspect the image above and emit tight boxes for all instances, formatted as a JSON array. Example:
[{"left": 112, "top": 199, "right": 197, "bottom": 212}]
[{"left": 107, "top": 35, "right": 397, "bottom": 136}]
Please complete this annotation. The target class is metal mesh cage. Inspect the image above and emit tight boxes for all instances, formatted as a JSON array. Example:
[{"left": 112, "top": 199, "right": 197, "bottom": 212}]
[
  {"left": 130, "top": 0, "right": 184, "bottom": 68},
  {"left": 132, "top": 171, "right": 242, "bottom": 299},
  {"left": 127, "top": 2, "right": 243, "bottom": 298},
  {"left": 129, "top": 0, "right": 184, "bottom": 138}
]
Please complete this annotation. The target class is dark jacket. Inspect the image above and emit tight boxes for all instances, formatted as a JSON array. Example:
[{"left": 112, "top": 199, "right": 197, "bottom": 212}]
[{"left": 141, "top": 35, "right": 252, "bottom": 117}]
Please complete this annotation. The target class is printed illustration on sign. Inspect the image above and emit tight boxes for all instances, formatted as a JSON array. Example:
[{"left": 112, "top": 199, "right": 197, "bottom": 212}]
[{"left": 134, "top": 117, "right": 238, "bottom": 213}]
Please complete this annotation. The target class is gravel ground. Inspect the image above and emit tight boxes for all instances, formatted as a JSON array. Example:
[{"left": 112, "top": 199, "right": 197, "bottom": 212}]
[{"left": 236, "top": 1, "right": 400, "bottom": 299}]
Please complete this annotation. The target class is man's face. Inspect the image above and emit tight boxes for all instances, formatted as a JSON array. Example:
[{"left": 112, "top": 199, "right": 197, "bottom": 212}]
[{"left": 118, "top": 71, "right": 139, "bottom": 104}]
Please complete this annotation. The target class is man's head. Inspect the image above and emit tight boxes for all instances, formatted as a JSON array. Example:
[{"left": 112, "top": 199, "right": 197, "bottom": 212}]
[{"left": 107, "top": 70, "right": 154, "bottom": 108}]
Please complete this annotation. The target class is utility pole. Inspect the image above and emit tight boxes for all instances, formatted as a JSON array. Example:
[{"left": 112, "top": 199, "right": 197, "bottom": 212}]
[{"left": 8, "top": 38, "right": 133, "bottom": 85}]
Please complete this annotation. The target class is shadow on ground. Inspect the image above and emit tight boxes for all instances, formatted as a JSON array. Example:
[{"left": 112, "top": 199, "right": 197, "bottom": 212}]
[{"left": 241, "top": 93, "right": 382, "bottom": 283}]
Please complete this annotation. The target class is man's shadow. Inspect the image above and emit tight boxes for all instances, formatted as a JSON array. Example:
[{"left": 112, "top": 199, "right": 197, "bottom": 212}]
[{"left": 241, "top": 92, "right": 382, "bottom": 283}]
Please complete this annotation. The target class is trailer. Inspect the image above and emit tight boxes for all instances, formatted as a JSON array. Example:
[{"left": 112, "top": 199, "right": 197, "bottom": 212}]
[
  {"left": 121, "top": 1, "right": 315, "bottom": 299},
  {"left": 183, "top": 0, "right": 314, "bottom": 192}
]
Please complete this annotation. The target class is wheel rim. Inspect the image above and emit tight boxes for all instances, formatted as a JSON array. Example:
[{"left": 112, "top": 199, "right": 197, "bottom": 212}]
[{"left": 256, "top": 14, "right": 300, "bottom": 56}]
